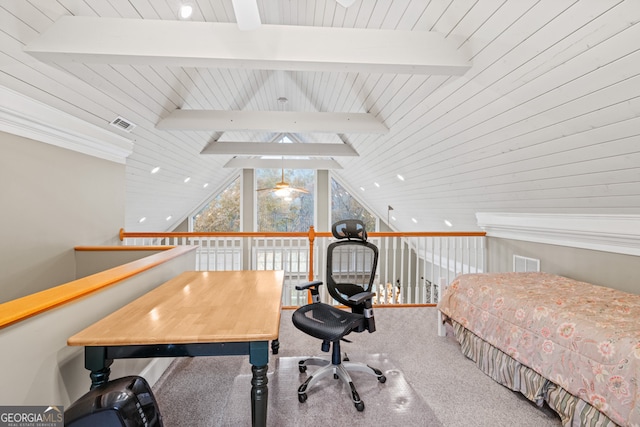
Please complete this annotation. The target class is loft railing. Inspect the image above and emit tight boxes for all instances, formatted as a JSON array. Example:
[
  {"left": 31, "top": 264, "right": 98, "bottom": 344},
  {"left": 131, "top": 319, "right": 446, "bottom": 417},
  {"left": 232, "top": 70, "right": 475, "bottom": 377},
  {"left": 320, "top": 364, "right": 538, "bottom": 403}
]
[{"left": 119, "top": 228, "right": 486, "bottom": 306}]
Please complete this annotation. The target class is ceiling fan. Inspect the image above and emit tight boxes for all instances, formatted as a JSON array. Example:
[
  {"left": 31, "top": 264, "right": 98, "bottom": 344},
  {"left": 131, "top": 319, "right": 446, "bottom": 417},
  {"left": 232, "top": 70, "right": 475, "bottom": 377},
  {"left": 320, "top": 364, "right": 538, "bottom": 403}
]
[
  {"left": 232, "top": 0, "right": 357, "bottom": 30},
  {"left": 257, "top": 167, "right": 309, "bottom": 197}
]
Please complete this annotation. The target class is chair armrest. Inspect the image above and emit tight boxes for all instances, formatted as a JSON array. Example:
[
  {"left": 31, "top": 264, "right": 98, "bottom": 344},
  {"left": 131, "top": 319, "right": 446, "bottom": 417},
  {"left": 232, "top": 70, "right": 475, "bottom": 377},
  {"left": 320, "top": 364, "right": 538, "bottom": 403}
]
[
  {"left": 348, "top": 291, "right": 375, "bottom": 305},
  {"left": 295, "top": 280, "right": 323, "bottom": 291}
]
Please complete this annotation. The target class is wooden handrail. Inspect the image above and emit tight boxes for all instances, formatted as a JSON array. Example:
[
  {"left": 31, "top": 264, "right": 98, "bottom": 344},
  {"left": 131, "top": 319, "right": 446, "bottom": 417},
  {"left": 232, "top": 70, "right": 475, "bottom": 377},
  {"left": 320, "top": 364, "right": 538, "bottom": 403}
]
[
  {"left": 119, "top": 228, "right": 311, "bottom": 239},
  {"left": 119, "top": 227, "right": 486, "bottom": 240},
  {"left": 75, "top": 246, "right": 175, "bottom": 251},
  {"left": 0, "top": 246, "right": 196, "bottom": 330}
]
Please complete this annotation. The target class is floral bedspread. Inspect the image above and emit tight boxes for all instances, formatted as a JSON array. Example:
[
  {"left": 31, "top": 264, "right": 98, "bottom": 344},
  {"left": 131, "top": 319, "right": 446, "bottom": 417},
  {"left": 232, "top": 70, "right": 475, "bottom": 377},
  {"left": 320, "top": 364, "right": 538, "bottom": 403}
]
[{"left": 438, "top": 272, "right": 640, "bottom": 426}]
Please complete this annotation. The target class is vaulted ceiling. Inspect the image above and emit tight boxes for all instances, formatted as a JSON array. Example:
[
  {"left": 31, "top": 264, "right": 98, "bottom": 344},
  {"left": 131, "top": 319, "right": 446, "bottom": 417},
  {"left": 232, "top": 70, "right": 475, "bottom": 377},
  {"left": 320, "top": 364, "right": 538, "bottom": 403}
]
[{"left": 2, "top": 0, "right": 639, "bottom": 232}]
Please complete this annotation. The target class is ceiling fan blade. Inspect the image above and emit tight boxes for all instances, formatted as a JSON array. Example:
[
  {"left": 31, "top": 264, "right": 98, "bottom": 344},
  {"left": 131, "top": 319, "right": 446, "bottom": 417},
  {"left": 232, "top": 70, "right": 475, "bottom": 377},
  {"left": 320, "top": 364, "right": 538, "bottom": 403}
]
[
  {"left": 289, "top": 187, "right": 309, "bottom": 194},
  {"left": 231, "top": 0, "right": 261, "bottom": 31}
]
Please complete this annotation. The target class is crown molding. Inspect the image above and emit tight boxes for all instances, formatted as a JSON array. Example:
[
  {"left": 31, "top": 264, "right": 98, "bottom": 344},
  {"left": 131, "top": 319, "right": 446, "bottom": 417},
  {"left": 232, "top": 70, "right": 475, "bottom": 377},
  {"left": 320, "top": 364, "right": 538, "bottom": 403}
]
[
  {"left": 0, "top": 86, "right": 133, "bottom": 164},
  {"left": 476, "top": 212, "right": 640, "bottom": 257}
]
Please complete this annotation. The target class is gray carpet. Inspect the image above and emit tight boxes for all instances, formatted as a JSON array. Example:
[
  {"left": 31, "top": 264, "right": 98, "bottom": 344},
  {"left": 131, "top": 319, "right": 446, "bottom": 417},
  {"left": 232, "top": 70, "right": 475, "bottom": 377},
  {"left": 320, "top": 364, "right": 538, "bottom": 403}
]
[{"left": 153, "top": 307, "right": 562, "bottom": 426}]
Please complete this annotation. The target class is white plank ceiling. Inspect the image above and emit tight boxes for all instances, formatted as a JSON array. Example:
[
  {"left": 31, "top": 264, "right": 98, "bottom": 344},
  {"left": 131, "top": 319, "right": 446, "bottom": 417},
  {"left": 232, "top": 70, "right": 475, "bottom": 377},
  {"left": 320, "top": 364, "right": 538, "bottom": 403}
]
[{"left": 1, "top": 0, "right": 639, "bottom": 232}]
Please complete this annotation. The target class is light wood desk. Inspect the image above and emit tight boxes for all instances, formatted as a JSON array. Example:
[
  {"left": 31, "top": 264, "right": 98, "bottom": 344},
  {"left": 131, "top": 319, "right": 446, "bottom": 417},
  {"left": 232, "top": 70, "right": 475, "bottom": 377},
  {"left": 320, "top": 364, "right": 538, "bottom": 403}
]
[{"left": 68, "top": 270, "right": 284, "bottom": 427}]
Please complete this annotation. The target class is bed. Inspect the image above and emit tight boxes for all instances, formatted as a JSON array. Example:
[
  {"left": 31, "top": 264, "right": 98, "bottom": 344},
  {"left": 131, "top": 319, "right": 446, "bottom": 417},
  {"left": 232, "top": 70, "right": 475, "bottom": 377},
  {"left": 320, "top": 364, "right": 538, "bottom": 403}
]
[{"left": 437, "top": 272, "right": 640, "bottom": 427}]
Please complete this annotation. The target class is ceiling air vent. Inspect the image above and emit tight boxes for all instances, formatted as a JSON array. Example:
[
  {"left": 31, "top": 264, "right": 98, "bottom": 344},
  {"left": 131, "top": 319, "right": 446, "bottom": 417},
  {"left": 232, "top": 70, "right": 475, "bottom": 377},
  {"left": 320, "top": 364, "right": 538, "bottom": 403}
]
[{"left": 109, "top": 116, "right": 136, "bottom": 133}]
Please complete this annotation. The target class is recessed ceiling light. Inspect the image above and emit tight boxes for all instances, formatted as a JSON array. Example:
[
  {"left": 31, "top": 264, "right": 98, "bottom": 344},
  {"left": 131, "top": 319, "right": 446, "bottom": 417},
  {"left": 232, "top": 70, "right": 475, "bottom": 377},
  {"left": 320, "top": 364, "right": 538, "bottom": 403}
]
[
  {"left": 203, "top": 183, "right": 209, "bottom": 188},
  {"left": 184, "top": 177, "right": 191, "bottom": 183},
  {"left": 397, "top": 174, "right": 405, "bottom": 181},
  {"left": 138, "top": 217, "right": 146, "bottom": 223},
  {"left": 178, "top": 3, "right": 193, "bottom": 19},
  {"left": 166, "top": 215, "right": 172, "bottom": 221},
  {"left": 391, "top": 216, "right": 396, "bottom": 221},
  {"left": 374, "top": 182, "right": 380, "bottom": 188},
  {"left": 151, "top": 166, "right": 160, "bottom": 174},
  {"left": 444, "top": 220, "right": 453, "bottom": 227},
  {"left": 411, "top": 218, "right": 417, "bottom": 223},
  {"left": 360, "top": 186, "right": 365, "bottom": 191}
]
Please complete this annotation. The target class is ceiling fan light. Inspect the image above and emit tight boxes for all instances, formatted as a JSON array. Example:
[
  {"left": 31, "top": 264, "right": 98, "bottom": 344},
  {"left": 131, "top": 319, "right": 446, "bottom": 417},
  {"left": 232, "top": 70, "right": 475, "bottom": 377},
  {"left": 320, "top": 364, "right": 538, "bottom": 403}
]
[{"left": 274, "top": 187, "right": 292, "bottom": 197}]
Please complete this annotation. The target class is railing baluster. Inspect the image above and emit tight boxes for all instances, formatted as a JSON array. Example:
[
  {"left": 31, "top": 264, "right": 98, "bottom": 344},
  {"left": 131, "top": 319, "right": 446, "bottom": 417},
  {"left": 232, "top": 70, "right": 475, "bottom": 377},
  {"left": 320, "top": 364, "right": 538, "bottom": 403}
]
[
  {"left": 118, "top": 229, "right": 485, "bottom": 307},
  {"left": 413, "top": 237, "right": 419, "bottom": 304}
]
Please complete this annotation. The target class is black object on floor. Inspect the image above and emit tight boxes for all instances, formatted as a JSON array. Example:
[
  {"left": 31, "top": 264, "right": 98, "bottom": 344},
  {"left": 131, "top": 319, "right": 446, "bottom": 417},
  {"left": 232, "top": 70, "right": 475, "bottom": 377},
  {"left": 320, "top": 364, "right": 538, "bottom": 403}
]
[{"left": 65, "top": 376, "right": 163, "bottom": 427}]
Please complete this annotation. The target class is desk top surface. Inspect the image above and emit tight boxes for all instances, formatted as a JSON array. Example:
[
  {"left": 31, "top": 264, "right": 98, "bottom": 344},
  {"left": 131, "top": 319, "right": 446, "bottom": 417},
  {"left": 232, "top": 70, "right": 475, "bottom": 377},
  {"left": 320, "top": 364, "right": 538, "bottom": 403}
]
[{"left": 68, "top": 270, "right": 284, "bottom": 347}]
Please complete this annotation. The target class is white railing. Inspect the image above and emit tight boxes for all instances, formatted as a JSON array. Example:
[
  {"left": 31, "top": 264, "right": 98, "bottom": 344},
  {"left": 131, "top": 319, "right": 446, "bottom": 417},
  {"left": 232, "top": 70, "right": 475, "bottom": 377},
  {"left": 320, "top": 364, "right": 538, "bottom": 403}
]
[{"left": 120, "top": 228, "right": 486, "bottom": 306}]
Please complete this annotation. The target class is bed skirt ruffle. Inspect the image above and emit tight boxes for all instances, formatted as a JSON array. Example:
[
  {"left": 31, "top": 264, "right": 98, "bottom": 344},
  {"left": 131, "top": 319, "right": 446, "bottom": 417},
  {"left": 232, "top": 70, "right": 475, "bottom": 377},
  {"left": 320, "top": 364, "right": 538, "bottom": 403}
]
[{"left": 451, "top": 320, "right": 619, "bottom": 427}]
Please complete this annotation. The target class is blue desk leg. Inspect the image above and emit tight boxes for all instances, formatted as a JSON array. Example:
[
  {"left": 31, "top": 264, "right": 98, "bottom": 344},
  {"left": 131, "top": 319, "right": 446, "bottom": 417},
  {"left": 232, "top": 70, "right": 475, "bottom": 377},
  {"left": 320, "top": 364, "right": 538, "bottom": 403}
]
[{"left": 249, "top": 341, "right": 269, "bottom": 427}]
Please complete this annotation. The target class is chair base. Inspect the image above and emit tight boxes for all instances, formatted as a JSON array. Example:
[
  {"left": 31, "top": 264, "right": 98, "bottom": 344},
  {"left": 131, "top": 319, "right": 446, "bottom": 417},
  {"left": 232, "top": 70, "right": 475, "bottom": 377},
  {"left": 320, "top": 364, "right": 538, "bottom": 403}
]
[{"left": 297, "top": 356, "right": 386, "bottom": 411}]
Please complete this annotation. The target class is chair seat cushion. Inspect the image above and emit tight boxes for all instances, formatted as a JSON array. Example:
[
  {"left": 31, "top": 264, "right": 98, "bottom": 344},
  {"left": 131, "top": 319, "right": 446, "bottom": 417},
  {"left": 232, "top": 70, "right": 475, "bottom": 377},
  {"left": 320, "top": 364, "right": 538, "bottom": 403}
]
[{"left": 292, "top": 303, "right": 364, "bottom": 342}]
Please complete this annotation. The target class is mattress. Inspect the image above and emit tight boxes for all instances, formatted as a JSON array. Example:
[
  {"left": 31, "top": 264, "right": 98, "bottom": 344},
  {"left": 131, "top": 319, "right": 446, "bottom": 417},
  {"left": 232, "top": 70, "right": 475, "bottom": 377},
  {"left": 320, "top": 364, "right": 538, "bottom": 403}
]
[{"left": 438, "top": 272, "right": 640, "bottom": 426}]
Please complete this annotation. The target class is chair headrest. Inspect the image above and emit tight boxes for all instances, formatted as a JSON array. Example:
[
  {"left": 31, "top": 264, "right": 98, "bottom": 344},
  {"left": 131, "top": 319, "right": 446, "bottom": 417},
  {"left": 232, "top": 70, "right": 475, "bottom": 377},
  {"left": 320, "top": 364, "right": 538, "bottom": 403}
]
[{"left": 332, "top": 219, "right": 368, "bottom": 242}]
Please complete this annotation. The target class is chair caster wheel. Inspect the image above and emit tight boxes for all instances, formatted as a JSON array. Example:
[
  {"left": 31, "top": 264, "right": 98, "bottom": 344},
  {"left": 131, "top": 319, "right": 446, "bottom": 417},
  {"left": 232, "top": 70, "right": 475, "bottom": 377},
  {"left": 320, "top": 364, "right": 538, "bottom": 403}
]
[
  {"left": 334, "top": 373, "right": 339, "bottom": 379},
  {"left": 378, "top": 375, "right": 387, "bottom": 383},
  {"left": 298, "top": 393, "right": 307, "bottom": 403},
  {"left": 355, "top": 401, "right": 365, "bottom": 411},
  {"left": 298, "top": 365, "right": 307, "bottom": 373}
]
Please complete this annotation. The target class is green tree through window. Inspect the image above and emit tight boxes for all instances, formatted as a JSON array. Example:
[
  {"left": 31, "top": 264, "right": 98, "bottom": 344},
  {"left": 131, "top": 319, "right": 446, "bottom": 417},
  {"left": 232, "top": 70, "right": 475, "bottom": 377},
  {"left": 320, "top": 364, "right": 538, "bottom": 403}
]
[
  {"left": 193, "top": 177, "right": 240, "bottom": 232},
  {"left": 331, "top": 178, "right": 376, "bottom": 231}
]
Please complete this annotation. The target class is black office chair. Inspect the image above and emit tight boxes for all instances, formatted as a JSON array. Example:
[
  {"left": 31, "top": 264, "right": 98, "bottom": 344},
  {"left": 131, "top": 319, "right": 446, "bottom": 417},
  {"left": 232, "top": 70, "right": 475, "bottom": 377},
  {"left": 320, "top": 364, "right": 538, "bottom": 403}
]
[{"left": 292, "top": 219, "right": 386, "bottom": 411}]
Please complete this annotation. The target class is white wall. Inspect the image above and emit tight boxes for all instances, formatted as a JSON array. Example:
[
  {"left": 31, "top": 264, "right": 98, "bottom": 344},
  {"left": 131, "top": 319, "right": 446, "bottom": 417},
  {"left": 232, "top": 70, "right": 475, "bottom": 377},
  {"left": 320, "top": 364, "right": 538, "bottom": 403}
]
[{"left": 0, "top": 131, "right": 125, "bottom": 303}]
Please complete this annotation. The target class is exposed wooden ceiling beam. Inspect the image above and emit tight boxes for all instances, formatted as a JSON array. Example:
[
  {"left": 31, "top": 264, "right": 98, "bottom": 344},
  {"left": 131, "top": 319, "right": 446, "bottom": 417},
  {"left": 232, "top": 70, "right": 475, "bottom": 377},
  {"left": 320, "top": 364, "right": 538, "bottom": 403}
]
[
  {"left": 161, "top": 110, "right": 386, "bottom": 133},
  {"left": 24, "top": 16, "right": 471, "bottom": 75},
  {"left": 201, "top": 141, "right": 358, "bottom": 156},
  {"left": 224, "top": 158, "right": 342, "bottom": 169}
]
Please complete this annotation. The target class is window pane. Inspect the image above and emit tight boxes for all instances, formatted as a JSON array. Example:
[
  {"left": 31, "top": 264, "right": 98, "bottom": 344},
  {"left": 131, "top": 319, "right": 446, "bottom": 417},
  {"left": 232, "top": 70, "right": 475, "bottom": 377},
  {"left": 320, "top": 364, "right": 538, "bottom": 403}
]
[
  {"left": 257, "top": 169, "right": 314, "bottom": 232},
  {"left": 193, "top": 177, "right": 240, "bottom": 232},
  {"left": 331, "top": 178, "right": 376, "bottom": 231}
]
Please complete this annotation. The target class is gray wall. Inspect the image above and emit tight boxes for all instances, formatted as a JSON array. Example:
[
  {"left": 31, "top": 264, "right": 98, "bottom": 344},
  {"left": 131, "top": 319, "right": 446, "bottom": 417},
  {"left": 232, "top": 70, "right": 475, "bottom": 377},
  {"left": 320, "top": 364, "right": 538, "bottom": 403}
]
[
  {"left": 74, "top": 249, "right": 166, "bottom": 279},
  {"left": 0, "top": 131, "right": 125, "bottom": 303},
  {"left": 487, "top": 237, "right": 640, "bottom": 294},
  {"left": 0, "top": 248, "right": 196, "bottom": 407}
]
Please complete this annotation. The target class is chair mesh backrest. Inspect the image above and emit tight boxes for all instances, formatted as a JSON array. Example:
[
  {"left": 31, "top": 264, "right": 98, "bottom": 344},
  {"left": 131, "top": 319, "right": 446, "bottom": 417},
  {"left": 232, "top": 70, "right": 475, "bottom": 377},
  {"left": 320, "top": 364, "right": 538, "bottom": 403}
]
[{"left": 326, "top": 220, "right": 379, "bottom": 307}]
